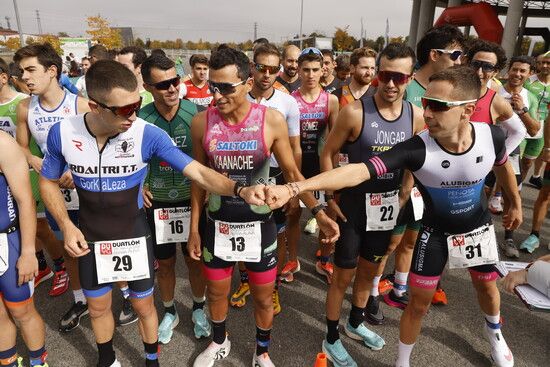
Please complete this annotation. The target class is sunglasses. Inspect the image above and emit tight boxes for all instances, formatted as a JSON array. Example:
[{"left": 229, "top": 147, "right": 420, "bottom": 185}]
[
  {"left": 148, "top": 76, "right": 181, "bottom": 90},
  {"left": 421, "top": 97, "right": 477, "bottom": 112},
  {"left": 255, "top": 63, "right": 280, "bottom": 74},
  {"left": 377, "top": 70, "right": 412, "bottom": 85},
  {"left": 470, "top": 60, "right": 497, "bottom": 73},
  {"left": 300, "top": 47, "right": 323, "bottom": 57},
  {"left": 208, "top": 80, "right": 247, "bottom": 95},
  {"left": 433, "top": 49, "right": 463, "bottom": 61},
  {"left": 90, "top": 97, "right": 142, "bottom": 118}
]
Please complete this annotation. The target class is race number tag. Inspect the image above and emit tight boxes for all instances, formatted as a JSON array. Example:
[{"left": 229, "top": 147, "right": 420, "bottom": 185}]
[
  {"left": 365, "top": 190, "right": 399, "bottom": 231},
  {"left": 61, "top": 189, "right": 79, "bottom": 210},
  {"left": 154, "top": 207, "right": 191, "bottom": 244},
  {"left": 0, "top": 233, "right": 8, "bottom": 276},
  {"left": 214, "top": 221, "right": 262, "bottom": 262},
  {"left": 447, "top": 224, "right": 499, "bottom": 269},
  {"left": 300, "top": 190, "right": 325, "bottom": 208},
  {"left": 338, "top": 153, "right": 349, "bottom": 166},
  {"left": 411, "top": 187, "right": 424, "bottom": 221},
  {"left": 94, "top": 237, "right": 150, "bottom": 284},
  {"left": 509, "top": 154, "right": 521, "bottom": 175}
]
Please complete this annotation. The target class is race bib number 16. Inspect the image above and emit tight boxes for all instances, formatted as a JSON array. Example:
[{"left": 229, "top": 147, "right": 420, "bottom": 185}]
[{"left": 154, "top": 207, "right": 190, "bottom": 244}]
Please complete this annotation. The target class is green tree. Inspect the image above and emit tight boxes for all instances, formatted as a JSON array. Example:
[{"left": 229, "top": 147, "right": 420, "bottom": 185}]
[{"left": 134, "top": 37, "right": 145, "bottom": 48}]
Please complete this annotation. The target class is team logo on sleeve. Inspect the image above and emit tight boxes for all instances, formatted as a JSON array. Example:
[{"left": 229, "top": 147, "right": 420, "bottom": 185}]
[{"left": 115, "top": 138, "right": 135, "bottom": 158}]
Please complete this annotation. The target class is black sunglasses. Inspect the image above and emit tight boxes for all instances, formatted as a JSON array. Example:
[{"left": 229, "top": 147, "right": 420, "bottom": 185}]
[
  {"left": 90, "top": 97, "right": 142, "bottom": 118},
  {"left": 470, "top": 60, "right": 497, "bottom": 73},
  {"left": 148, "top": 76, "right": 181, "bottom": 90}
]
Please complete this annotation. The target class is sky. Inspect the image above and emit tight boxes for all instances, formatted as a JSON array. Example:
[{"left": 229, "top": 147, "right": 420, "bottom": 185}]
[{"left": 2, "top": 0, "right": 549, "bottom": 43}]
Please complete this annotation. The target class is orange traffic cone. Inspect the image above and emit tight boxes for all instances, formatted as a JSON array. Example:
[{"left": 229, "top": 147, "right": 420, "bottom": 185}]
[{"left": 314, "top": 353, "right": 327, "bottom": 367}]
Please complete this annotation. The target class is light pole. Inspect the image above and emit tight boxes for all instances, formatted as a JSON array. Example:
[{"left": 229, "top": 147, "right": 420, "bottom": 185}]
[
  {"left": 13, "top": 0, "right": 24, "bottom": 46},
  {"left": 299, "top": 0, "right": 304, "bottom": 49}
]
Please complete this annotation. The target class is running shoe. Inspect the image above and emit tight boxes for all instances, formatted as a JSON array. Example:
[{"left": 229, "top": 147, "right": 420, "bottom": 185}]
[
  {"left": 118, "top": 297, "right": 138, "bottom": 326},
  {"left": 109, "top": 360, "right": 121, "bottom": 367},
  {"left": 280, "top": 260, "right": 301, "bottom": 283},
  {"left": 365, "top": 295, "right": 385, "bottom": 325},
  {"left": 316, "top": 261, "right": 334, "bottom": 284},
  {"left": 488, "top": 195, "right": 503, "bottom": 215},
  {"left": 383, "top": 290, "right": 409, "bottom": 310},
  {"left": 272, "top": 289, "right": 281, "bottom": 316},
  {"left": 322, "top": 339, "right": 357, "bottom": 367},
  {"left": 529, "top": 176, "right": 542, "bottom": 190},
  {"left": 499, "top": 239, "right": 520, "bottom": 258},
  {"left": 193, "top": 337, "right": 231, "bottom": 367},
  {"left": 158, "top": 311, "right": 179, "bottom": 344},
  {"left": 16, "top": 357, "right": 24, "bottom": 367},
  {"left": 431, "top": 288, "right": 448, "bottom": 305},
  {"left": 378, "top": 278, "right": 393, "bottom": 295},
  {"left": 230, "top": 282, "right": 250, "bottom": 308},
  {"left": 48, "top": 269, "right": 69, "bottom": 297},
  {"left": 252, "top": 353, "right": 275, "bottom": 367},
  {"left": 519, "top": 234, "right": 540, "bottom": 253},
  {"left": 58, "top": 301, "right": 89, "bottom": 332},
  {"left": 484, "top": 326, "right": 514, "bottom": 367},
  {"left": 304, "top": 217, "right": 318, "bottom": 234},
  {"left": 34, "top": 266, "right": 53, "bottom": 288},
  {"left": 344, "top": 322, "right": 385, "bottom": 350},
  {"left": 192, "top": 308, "right": 211, "bottom": 339}
]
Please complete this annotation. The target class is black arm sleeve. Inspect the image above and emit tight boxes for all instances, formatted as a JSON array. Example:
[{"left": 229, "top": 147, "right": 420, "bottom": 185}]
[
  {"left": 364, "top": 135, "right": 426, "bottom": 178},
  {"left": 489, "top": 125, "right": 508, "bottom": 166}
]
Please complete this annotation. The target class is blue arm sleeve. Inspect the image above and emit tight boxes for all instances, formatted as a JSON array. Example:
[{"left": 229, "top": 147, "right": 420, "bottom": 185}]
[
  {"left": 41, "top": 123, "right": 67, "bottom": 180},
  {"left": 60, "top": 74, "right": 79, "bottom": 95},
  {"left": 142, "top": 124, "right": 194, "bottom": 171}
]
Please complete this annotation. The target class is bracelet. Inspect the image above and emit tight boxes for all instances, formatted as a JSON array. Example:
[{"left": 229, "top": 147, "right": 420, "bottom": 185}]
[
  {"left": 236, "top": 185, "right": 246, "bottom": 198},
  {"left": 285, "top": 182, "right": 300, "bottom": 198},
  {"left": 310, "top": 203, "right": 326, "bottom": 216},
  {"left": 233, "top": 181, "right": 244, "bottom": 197}
]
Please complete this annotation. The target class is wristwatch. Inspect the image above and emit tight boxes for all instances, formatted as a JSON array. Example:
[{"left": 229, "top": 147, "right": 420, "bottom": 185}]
[
  {"left": 518, "top": 106, "right": 528, "bottom": 115},
  {"left": 310, "top": 203, "right": 326, "bottom": 216}
]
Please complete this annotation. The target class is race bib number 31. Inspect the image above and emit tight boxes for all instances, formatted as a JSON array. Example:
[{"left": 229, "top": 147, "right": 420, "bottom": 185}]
[
  {"left": 94, "top": 237, "right": 150, "bottom": 284},
  {"left": 365, "top": 190, "right": 399, "bottom": 231},
  {"left": 447, "top": 224, "right": 499, "bottom": 269},
  {"left": 214, "top": 221, "right": 262, "bottom": 262},
  {"left": 154, "top": 207, "right": 191, "bottom": 244}
]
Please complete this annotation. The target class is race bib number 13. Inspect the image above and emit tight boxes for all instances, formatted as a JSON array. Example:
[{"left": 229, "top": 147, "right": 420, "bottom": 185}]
[
  {"left": 214, "top": 221, "right": 262, "bottom": 262},
  {"left": 365, "top": 190, "right": 399, "bottom": 231},
  {"left": 447, "top": 224, "right": 499, "bottom": 269},
  {"left": 154, "top": 207, "right": 190, "bottom": 244},
  {"left": 94, "top": 237, "right": 150, "bottom": 284}
]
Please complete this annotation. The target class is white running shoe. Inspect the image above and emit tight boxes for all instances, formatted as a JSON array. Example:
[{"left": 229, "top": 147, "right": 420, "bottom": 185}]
[
  {"left": 484, "top": 326, "right": 514, "bottom": 367},
  {"left": 193, "top": 337, "right": 231, "bottom": 367},
  {"left": 252, "top": 352, "right": 275, "bottom": 367},
  {"left": 110, "top": 360, "right": 121, "bottom": 367},
  {"left": 304, "top": 218, "right": 318, "bottom": 234}
]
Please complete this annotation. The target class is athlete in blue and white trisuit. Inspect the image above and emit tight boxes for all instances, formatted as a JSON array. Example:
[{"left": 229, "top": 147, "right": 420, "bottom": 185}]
[
  {"left": 39, "top": 60, "right": 268, "bottom": 367},
  {"left": 0, "top": 131, "right": 48, "bottom": 367},
  {"left": 265, "top": 66, "right": 521, "bottom": 367}
]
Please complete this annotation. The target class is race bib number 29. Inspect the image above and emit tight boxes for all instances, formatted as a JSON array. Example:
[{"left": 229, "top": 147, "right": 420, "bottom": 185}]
[{"left": 94, "top": 237, "right": 150, "bottom": 284}]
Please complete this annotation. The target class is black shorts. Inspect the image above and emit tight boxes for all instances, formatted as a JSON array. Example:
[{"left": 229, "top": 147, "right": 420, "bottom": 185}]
[
  {"left": 201, "top": 212, "right": 278, "bottom": 275},
  {"left": 334, "top": 195, "right": 394, "bottom": 269},
  {"left": 80, "top": 213, "right": 155, "bottom": 299},
  {"left": 393, "top": 197, "right": 422, "bottom": 235},
  {"left": 146, "top": 199, "right": 193, "bottom": 260},
  {"left": 301, "top": 153, "right": 320, "bottom": 179},
  {"left": 269, "top": 167, "right": 287, "bottom": 228},
  {"left": 411, "top": 225, "right": 496, "bottom": 277}
]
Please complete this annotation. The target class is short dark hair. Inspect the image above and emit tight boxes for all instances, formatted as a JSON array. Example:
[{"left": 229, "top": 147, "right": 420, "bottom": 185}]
[
  {"left": 88, "top": 44, "right": 111, "bottom": 61},
  {"left": 141, "top": 54, "right": 176, "bottom": 84},
  {"left": 150, "top": 49, "right": 166, "bottom": 57},
  {"left": 429, "top": 65, "right": 481, "bottom": 101},
  {"left": 253, "top": 43, "right": 280, "bottom": 63},
  {"left": 335, "top": 54, "right": 350, "bottom": 71},
  {"left": 379, "top": 43, "right": 416, "bottom": 71},
  {"left": 509, "top": 55, "right": 535, "bottom": 71},
  {"left": 466, "top": 39, "right": 507, "bottom": 71},
  {"left": 350, "top": 47, "right": 377, "bottom": 66},
  {"left": 119, "top": 46, "right": 147, "bottom": 67},
  {"left": 14, "top": 43, "right": 62, "bottom": 80},
  {"left": 86, "top": 60, "right": 137, "bottom": 102},
  {"left": 321, "top": 49, "right": 334, "bottom": 60},
  {"left": 417, "top": 25, "right": 465, "bottom": 67},
  {"left": 0, "top": 57, "right": 9, "bottom": 76},
  {"left": 8, "top": 62, "right": 21, "bottom": 78},
  {"left": 253, "top": 38, "right": 269, "bottom": 45},
  {"left": 209, "top": 48, "right": 250, "bottom": 81},
  {"left": 190, "top": 54, "right": 209, "bottom": 67}
]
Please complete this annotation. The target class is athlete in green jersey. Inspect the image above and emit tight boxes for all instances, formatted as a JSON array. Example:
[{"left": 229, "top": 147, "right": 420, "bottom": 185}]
[
  {"left": 404, "top": 78, "right": 425, "bottom": 108},
  {"left": 523, "top": 52, "right": 550, "bottom": 187},
  {"left": 140, "top": 89, "right": 154, "bottom": 107},
  {"left": 140, "top": 53, "right": 211, "bottom": 344}
]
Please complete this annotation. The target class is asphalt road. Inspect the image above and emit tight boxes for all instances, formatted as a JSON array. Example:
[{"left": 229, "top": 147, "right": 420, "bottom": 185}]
[{"left": 18, "top": 183, "right": 550, "bottom": 367}]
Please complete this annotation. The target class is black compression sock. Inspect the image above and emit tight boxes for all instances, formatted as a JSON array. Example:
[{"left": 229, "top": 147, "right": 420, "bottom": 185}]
[
  {"left": 96, "top": 339, "right": 116, "bottom": 367},
  {"left": 212, "top": 319, "right": 226, "bottom": 344},
  {"left": 326, "top": 318, "right": 340, "bottom": 344},
  {"left": 531, "top": 231, "right": 540, "bottom": 238},
  {"left": 192, "top": 300, "right": 205, "bottom": 311},
  {"left": 349, "top": 304, "right": 364, "bottom": 328},
  {"left": 256, "top": 326, "right": 271, "bottom": 356},
  {"left": 53, "top": 256, "right": 65, "bottom": 272},
  {"left": 36, "top": 250, "right": 47, "bottom": 271},
  {"left": 504, "top": 230, "right": 513, "bottom": 240},
  {"left": 143, "top": 341, "right": 159, "bottom": 367}
]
